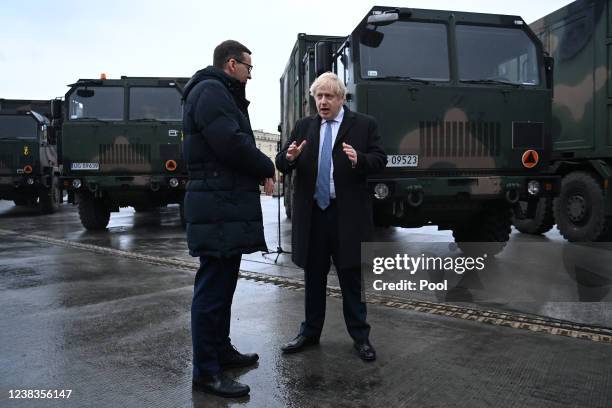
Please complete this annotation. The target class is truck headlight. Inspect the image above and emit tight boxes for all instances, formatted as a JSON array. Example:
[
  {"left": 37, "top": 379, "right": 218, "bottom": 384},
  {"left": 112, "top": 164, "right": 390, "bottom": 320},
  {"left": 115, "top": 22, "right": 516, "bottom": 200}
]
[
  {"left": 72, "top": 179, "right": 82, "bottom": 189},
  {"left": 374, "top": 183, "right": 389, "bottom": 200},
  {"left": 26, "top": 178, "right": 35, "bottom": 185},
  {"left": 169, "top": 178, "right": 179, "bottom": 188},
  {"left": 527, "top": 180, "right": 540, "bottom": 196}
]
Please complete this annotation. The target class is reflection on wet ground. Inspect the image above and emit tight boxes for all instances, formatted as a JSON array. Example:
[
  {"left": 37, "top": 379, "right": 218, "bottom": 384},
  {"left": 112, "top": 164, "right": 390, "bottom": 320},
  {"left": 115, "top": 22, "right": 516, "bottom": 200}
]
[
  {"left": 1, "top": 199, "right": 612, "bottom": 407},
  {"left": 1, "top": 198, "right": 611, "bottom": 327},
  {"left": 362, "top": 241, "right": 612, "bottom": 327}
]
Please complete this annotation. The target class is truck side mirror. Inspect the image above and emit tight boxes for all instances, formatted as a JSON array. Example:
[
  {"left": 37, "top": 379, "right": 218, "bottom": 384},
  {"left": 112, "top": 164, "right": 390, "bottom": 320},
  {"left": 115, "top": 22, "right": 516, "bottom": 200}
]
[
  {"left": 51, "top": 98, "right": 62, "bottom": 120},
  {"left": 47, "top": 126, "right": 56, "bottom": 145},
  {"left": 360, "top": 28, "right": 384, "bottom": 48},
  {"left": 315, "top": 42, "right": 333, "bottom": 76},
  {"left": 366, "top": 12, "right": 398, "bottom": 25},
  {"left": 544, "top": 56, "right": 554, "bottom": 91},
  {"left": 77, "top": 89, "right": 95, "bottom": 98}
]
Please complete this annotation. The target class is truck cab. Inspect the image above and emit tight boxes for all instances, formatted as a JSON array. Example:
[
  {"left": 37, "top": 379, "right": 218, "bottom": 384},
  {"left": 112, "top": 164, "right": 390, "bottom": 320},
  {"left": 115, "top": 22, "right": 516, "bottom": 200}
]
[
  {"left": 0, "top": 102, "right": 61, "bottom": 213},
  {"left": 59, "top": 76, "right": 188, "bottom": 230}
]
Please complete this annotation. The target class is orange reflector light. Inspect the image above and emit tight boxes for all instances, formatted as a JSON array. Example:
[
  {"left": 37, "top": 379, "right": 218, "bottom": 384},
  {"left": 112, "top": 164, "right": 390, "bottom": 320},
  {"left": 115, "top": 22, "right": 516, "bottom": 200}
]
[
  {"left": 165, "top": 159, "right": 177, "bottom": 172},
  {"left": 545, "top": 183, "right": 552, "bottom": 191},
  {"left": 521, "top": 150, "right": 539, "bottom": 169},
  {"left": 23, "top": 165, "right": 33, "bottom": 174},
  {"left": 605, "top": 179, "right": 609, "bottom": 190}
]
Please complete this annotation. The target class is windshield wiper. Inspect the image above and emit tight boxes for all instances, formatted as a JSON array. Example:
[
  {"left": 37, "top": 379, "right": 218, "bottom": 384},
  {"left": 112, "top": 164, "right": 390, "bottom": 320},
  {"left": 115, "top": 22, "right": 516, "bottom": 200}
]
[
  {"left": 369, "top": 76, "right": 430, "bottom": 85},
  {"left": 461, "top": 79, "right": 521, "bottom": 87},
  {"left": 70, "top": 117, "right": 111, "bottom": 123},
  {"left": 131, "top": 118, "right": 170, "bottom": 124}
]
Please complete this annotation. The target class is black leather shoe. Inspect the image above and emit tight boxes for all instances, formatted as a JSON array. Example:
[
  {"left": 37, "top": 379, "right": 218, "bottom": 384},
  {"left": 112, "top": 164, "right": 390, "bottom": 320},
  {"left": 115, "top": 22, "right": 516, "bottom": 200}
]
[
  {"left": 192, "top": 373, "right": 250, "bottom": 398},
  {"left": 219, "top": 345, "right": 259, "bottom": 370},
  {"left": 281, "top": 334, "right": 320, "bottom": 353},
  {"left": 354, "top": 340, "right": 376, "bottom": 361}
]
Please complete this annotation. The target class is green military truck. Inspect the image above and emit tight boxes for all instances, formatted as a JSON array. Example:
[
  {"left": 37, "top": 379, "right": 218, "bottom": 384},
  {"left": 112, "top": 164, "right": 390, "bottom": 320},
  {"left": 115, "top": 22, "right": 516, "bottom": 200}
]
[
  {"left": 0, "top": 99, "right": 62, "bottom": 213},
  {"left": 280, "top": 7, "right": 560, "bottom": 252},
  {"left": 59, "top": 76, "right": 188, "bottom": 230},
  {"left": 513, "top": 0, "right": 612, "bottom": 241}
]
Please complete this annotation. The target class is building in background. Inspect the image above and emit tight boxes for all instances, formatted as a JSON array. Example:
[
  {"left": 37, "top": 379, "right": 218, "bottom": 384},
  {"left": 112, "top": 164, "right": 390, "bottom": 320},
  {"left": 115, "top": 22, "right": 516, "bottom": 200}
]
[{"left": 254, "top": 130, "right": 281, "bottom": 195}]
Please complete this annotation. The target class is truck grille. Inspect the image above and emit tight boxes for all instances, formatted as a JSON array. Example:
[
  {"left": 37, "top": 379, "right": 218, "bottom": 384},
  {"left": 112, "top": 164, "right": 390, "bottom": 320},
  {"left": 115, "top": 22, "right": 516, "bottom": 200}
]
[
  {"left": 99, "top": 144, "right": 151, "bottom": 165},
  {"left": 0, "top": 154, "right": 13, "bottom": 169},
  {"left": 420, "top": 121, "right": 501, "bottom": 158}
]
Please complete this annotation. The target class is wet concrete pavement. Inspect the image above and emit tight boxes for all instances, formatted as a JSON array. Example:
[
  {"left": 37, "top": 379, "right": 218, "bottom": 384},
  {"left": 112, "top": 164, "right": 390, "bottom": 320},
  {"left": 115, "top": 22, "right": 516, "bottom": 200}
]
[
  {"left": 1, "top": 199, "right": 612, "bottom": 407},
  {"left": 2, "top": 197, "right": 610, "bottom": 327}
]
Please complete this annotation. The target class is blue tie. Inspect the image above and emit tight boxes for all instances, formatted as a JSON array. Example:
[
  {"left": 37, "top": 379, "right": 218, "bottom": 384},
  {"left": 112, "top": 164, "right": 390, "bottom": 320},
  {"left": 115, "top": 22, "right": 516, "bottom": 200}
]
[{"left": 315, "top": 120, "right": 333, "bottom": 210}]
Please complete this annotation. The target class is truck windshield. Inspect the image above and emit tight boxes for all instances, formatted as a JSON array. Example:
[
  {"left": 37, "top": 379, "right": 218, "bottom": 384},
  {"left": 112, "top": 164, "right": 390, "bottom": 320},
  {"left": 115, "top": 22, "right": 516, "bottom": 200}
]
[
  {"left": 456, "top": 25, "right": 540, "bottom": 85},
  {"left": 359, "top": 21, "right": 450, "bottom": 81},
  {"left": 69, "top": 87, "right": 124, "bottom": 120},
  {"left": 129, "top": 87, "right": 182, "bottom": 121},
  {"left": 0, "top": 116, "right": 37, "bottom": 139}
]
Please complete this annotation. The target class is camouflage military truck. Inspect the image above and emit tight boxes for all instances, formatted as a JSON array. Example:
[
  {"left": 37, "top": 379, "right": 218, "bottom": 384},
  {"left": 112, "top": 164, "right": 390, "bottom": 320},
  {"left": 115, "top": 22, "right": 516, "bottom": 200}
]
[
  {"left": 59, "top": 76, "right": 188, "bottom": 230},
  {"left": 280, "top": 7, "right": 560, "bottom": 253},
  {"left": 0, "top": 99, "right": 62, "bottom": 213},
  {"left": 513, "top": 0, "right": 612, "bottom": 241}
]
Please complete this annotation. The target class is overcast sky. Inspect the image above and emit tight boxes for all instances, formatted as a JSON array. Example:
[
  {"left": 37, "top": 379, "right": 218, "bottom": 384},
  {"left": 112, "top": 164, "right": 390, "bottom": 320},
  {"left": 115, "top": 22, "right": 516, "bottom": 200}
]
[{"left": 1, "top": 0, "right": 573, "bottom": 132}]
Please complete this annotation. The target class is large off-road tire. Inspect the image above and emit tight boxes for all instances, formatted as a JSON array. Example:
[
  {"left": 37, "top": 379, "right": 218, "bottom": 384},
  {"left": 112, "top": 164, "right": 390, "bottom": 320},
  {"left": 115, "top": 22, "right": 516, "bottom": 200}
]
[
  {"left": 512, "top": 197, "right": 555, "bottom": 235},
  {"left": 452, "top": 202, "right": 512, "bottom": 256},
  {"left": 554, "top": 171, "right": 610, "bottom": 242},
  {"left": 39, "top": 178, "right": 61, "bottom": 214},
  {"left": 78, "top": 195, "right": 110, "bottom": 230}
]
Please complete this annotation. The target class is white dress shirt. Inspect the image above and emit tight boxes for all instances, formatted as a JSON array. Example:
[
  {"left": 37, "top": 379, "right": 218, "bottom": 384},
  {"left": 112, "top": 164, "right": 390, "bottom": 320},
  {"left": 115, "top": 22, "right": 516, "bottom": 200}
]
[{"left": 317, "top": 107, "right": 344, "bottom": 199}]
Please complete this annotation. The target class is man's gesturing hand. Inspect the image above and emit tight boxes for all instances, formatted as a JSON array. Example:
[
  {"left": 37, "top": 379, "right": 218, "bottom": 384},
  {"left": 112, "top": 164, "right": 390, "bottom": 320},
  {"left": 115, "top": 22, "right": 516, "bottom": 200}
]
[
  {"left": 286, "top": 140, "right": 307, "bottom": 162},
  {"left": 342, "top": 142, "right": 358, "bottom": 167}
]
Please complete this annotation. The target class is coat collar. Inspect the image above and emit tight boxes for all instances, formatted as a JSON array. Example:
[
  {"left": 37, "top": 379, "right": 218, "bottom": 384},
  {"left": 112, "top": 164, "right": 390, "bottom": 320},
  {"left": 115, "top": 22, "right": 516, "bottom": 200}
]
[
  {"left": 305, "top": 106, "right": 356, "bottom": 173},
  {"left": 308, "top": 105, "right": 356, "bottom": 150},
  {"left": 183, "top": 66, "right": 250, "bottom": 117},
  {"left": 334, "top": 106, "right": 356, "bottom": 149}
]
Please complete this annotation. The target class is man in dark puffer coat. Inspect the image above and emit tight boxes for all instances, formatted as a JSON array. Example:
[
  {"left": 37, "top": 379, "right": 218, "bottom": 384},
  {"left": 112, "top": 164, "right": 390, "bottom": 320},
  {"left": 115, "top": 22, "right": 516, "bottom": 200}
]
[{"left": 182, "top": 40, "right": 275, "bottom": 398}]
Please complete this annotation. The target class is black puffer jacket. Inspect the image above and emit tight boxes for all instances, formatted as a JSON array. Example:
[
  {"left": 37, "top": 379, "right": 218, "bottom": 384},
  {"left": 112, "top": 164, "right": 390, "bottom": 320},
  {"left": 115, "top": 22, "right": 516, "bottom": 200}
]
[{"left": 182, "top": 66, "right": 274, "bottom": 257}]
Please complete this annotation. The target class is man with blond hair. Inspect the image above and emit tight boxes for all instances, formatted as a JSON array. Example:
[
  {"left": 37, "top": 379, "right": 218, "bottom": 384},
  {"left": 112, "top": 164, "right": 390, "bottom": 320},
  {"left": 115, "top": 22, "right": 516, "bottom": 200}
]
[{"left": 276, "top": 72, "right": 386, "bottom": 361}]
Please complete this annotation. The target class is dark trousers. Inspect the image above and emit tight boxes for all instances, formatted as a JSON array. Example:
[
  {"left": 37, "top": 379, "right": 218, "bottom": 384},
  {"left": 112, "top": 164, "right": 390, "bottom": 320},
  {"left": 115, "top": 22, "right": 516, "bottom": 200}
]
[
  {"left": 299, "top": 200, "right": 370, "bottom": 342},
  {"left": 191, "top": 254, "right": 241, "bottom": 378}
]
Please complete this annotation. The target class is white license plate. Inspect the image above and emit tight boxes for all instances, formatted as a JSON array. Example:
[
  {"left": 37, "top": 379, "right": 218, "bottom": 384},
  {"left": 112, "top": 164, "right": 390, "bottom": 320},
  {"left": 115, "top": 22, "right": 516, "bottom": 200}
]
[
  {"left": 71, "top": 162, "right": 100, "bottom": 170},
  {"left": 386, "top": 155, "right": 418, "bottom": 167}
]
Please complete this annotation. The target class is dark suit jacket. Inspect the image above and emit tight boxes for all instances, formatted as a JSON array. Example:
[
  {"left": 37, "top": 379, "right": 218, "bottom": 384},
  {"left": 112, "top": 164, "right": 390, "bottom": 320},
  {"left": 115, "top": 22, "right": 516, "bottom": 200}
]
[{"left": 276, "top": 107, "right": 387, "bottom": 269}]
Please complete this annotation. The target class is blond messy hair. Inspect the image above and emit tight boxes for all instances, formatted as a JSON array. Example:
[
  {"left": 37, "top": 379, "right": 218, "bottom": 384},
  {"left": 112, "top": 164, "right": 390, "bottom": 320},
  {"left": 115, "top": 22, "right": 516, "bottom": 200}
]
[{"left": 309, "top": 72, "right": 346, "bottom": 100}]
